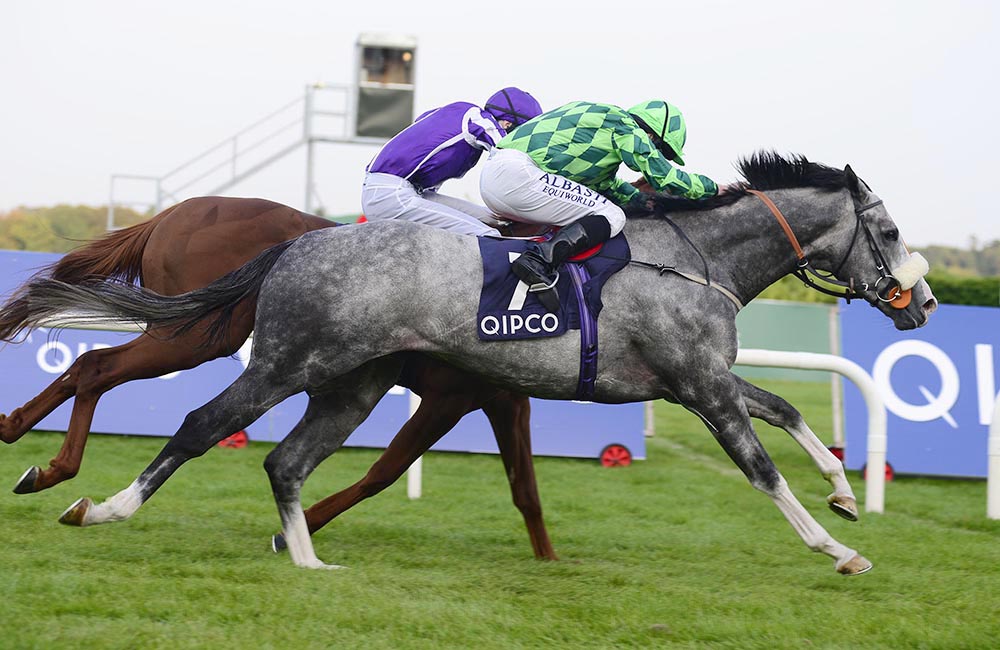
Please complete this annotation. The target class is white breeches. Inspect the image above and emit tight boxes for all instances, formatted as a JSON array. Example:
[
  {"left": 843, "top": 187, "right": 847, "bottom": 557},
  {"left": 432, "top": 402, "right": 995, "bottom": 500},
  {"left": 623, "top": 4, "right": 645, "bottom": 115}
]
[
  {"left": 361, "top": 172, "right": 501, "bottom": 237},
  {"left": 479, "top": 148, "right": 626, "bottom": 237}
]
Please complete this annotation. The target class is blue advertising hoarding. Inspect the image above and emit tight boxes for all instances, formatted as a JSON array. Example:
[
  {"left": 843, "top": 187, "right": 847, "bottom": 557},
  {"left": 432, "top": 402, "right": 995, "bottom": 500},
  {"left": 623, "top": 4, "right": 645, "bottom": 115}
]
[
  {"left": 840, "top": 303, "right": 1000, "bottom": 477},
  {"left": 0, "top": 249, "right": 645, "bottom": 461}
]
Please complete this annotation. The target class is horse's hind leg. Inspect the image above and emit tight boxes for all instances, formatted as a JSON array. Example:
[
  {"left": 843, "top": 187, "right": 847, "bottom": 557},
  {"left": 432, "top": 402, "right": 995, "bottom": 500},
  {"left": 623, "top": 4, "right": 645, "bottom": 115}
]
[
  {"left": 674, "top": 372, "right": 871, "bottom": 575},
  {"left": 58, "top": 360, "right": 293, "bottom": 528},
  {"left": 6, "top": 340, "right": 142, "bottom": 492},
  {"left": 10, "top": 326, "right": 245, "bottom": 494},
  {"left": 734, "top": 376, "right": 858, "bottom": 521},
  {"left": 265, "top": 359, "right": 402, "bottom": 569},
  {"left": 282, "top": 390, "right": 471, "bottom": 548},
  {"left": 1, "top": 361, "right": 79, "bottom": 445},
  {"left": 481, "top": 392, "right": 557, "bottom": 560},
  {"left": 3, "top": 364, "right": 82, "bottom": 493},
  {"left": 277, "top": 359, "right": 555, "bottom": 560}
]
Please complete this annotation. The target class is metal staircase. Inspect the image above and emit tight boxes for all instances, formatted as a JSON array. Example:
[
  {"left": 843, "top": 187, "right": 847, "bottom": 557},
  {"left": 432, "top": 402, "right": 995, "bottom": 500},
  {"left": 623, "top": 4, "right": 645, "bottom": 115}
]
[{"left": 106, "top": 83, "right": 388, "bottom": 229}]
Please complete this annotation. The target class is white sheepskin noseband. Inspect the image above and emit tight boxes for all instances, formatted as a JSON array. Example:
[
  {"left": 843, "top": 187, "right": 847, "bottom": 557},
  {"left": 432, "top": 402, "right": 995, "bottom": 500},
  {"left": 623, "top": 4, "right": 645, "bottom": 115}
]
[{"left": 894, "top": 252, "right": 929, "bottom": 290}]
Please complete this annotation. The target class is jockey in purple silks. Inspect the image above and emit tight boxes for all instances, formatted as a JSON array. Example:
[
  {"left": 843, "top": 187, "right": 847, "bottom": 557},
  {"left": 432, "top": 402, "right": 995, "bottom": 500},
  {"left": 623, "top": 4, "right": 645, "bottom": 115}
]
[{"left": 361, "top": 87, "right": 543, "bottom": 236}]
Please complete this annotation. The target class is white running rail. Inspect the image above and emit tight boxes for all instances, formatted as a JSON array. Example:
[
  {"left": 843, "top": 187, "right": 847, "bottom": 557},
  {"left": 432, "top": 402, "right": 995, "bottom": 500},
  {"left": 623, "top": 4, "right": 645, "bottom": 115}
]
[
  {"left": 736, "top": 349, "right": 889, "bottom": 513},
  {"left": 988, "top": 392, "right": 1000, "bottom": 519}
]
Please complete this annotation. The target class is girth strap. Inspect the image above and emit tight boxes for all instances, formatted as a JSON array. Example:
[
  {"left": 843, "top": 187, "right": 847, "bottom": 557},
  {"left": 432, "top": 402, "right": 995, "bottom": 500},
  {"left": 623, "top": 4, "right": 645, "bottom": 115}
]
[
  {"left": 668, "top": 269, "right": 745, "bottom": 310},
  {"left": 566, "top": 264, "right": 599, "bottom": 401},
  {"left": 623, "top": 258, "right": 745, "bottom": 310}
]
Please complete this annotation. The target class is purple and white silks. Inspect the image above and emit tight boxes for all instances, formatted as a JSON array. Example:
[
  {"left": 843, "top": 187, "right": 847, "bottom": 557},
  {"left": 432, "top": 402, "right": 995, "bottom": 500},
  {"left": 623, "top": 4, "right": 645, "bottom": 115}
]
[{"left": 366, "top": 101, "right": 506, "bottom": 192}]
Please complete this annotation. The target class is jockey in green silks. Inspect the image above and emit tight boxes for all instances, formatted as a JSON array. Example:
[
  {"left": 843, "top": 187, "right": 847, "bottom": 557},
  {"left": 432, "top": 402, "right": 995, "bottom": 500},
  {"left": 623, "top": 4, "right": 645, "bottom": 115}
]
[{"left": 479, "top": 99, "right": 720, "bottom": 311}]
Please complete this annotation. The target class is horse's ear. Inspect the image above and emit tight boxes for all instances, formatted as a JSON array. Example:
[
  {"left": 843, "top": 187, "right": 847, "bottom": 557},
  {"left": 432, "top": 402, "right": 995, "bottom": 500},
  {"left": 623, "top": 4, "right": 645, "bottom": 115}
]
[{"left": 844, "top": 165, "right": 863, "bottom": 198}]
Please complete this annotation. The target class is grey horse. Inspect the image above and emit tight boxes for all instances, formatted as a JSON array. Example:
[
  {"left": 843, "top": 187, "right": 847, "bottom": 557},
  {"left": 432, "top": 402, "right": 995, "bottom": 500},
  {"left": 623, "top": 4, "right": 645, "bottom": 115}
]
[{"left": 5, "top": 153, "right": 936, "bottom": 574}]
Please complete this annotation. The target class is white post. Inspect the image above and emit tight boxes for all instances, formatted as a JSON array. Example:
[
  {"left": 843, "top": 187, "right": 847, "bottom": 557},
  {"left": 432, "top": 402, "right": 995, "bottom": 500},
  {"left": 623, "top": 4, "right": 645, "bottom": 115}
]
[
  {"left": 406, "top": 391, "right": 422, "bottom": 500},
  {"left": 988, "top": 392, "right": 1000, "bottom": 518},
  {"left": 304, "top": 85, "right": 314, "bottom": 213},
  {"left": 107, "top": 176, "right": 116, "bottom": 231},
  {"left": 828, "top": 305, "right": 845, "bottom": 449},
  {"left": 735, "top": 349, "right": 888, "bottom": 513},
  {"left": 644, "top": 401, "right": 655, "bottom": 437}
]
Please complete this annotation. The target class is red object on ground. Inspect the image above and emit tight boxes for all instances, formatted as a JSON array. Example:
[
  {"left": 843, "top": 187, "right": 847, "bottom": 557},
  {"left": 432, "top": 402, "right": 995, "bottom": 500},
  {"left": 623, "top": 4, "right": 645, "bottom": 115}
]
[
  {"left": 861, "top": 461, "right": 894, "bottom": 482},
  {"left": 600, "top": 444, "right": 633, "bottom": 467},
  {"left": 218, "top": 430, "right": 249, "bottom": 449},
  {"left": 357, "top": 214, "right": 368, "bottom": 223}
]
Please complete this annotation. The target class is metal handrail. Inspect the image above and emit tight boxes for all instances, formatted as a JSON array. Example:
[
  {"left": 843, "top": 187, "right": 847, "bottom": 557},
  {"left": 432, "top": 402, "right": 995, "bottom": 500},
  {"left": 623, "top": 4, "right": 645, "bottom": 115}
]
[
  {"left": 158, "top": 95, "right": 305, "bottom": 183},
  {"left": 107, "top": 84, "right": 365, "bottom": 228}
]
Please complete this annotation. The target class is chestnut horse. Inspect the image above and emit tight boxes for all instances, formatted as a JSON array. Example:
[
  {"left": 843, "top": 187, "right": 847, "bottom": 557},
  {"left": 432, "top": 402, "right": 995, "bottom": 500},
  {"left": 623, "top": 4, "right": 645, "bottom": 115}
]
[{"left": 0, "top": 197, "right": 555, "bottom": 559}]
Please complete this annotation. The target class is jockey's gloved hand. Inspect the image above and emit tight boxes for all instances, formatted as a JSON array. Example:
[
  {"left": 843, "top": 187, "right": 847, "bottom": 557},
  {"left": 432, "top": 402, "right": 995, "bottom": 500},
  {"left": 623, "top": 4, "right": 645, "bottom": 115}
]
[
  {"left": 625, "top": 191, "right": 657, "bottom": 216},
  {"left": 630, "top": 178, "right": 654, "bottom": 193}
]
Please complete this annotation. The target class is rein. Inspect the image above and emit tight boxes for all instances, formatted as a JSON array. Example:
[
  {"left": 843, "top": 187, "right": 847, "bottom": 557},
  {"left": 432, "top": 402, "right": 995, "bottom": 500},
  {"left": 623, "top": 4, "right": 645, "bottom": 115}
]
[
  {"left": 747, "top": 189, "right": 910, "bottom": 308},
  {"left": 524, "top": 221, "right": 746, "bottom": 309}
]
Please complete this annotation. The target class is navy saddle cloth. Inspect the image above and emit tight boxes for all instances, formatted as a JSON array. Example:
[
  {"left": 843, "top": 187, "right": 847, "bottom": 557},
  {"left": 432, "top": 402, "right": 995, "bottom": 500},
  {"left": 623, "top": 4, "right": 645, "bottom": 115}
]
[{"left": 476, "top": 234, "right": 631, "bottom": 342}]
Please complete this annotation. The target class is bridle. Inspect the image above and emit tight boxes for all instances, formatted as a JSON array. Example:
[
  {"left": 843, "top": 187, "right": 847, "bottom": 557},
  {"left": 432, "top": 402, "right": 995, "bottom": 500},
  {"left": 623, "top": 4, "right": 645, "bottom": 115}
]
[{"left": 748, "top": 189, "right": 911, "bottom": 309}]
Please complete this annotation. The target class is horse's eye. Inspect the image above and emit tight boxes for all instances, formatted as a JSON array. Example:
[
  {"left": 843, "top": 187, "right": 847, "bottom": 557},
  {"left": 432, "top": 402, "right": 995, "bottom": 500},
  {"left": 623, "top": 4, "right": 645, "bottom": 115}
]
[{"left": 884, "top": 228, "right": 899, "bottom": 242}]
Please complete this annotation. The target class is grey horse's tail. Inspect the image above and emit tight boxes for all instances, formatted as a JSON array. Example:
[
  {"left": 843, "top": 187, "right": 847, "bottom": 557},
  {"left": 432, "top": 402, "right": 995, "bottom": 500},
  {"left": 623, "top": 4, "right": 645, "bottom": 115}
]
[{"left": 0, "top": 239, "right": 296, "bottom": 344}]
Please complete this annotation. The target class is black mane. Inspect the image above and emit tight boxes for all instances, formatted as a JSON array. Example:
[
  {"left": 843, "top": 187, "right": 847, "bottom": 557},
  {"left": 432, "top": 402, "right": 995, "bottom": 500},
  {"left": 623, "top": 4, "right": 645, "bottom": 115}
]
[
  {"left": 737, "top": 151, "right": 846, "bottom": 192},
  {"left": 627, "top": 150, "right": 846, "bottom": 219}
]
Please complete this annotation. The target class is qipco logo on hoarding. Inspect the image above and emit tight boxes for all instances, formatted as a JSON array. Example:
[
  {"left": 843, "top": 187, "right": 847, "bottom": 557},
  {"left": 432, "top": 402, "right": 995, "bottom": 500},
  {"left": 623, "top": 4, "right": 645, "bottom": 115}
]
[
  {"left": 35, "top": 339, "right": 111, "bottom": 374},
  {"left": 841, "top": 303, "right": 1000, "bottom": 477},
  {"left": 871, "top": 340, "right": 998, "bottom": 428},
  {"left": 30, "top": 331, "right": 182, "bottom": 381}
]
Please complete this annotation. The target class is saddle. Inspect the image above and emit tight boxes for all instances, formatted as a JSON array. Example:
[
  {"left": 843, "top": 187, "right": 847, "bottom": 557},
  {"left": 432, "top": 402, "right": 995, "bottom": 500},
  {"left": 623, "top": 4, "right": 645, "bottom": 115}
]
[
  {"left": 475, "top": 234, "right": 630, "bottom": 342},
  {"left": 476, "top": 233, "right": 630, "bottom": 400}
]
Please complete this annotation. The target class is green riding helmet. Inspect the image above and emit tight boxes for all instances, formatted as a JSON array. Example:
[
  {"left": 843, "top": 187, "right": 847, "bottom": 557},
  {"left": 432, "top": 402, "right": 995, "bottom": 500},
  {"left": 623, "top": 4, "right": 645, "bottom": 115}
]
[{"left": 627, "top": 99, "right": 688, "bottom": 165}]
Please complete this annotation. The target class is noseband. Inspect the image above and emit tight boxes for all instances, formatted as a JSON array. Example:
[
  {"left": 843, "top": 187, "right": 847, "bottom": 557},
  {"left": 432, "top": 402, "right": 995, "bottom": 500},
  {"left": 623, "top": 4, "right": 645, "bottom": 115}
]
[{"left": 747, "top": 189, "right": 910, "bottom": 308}]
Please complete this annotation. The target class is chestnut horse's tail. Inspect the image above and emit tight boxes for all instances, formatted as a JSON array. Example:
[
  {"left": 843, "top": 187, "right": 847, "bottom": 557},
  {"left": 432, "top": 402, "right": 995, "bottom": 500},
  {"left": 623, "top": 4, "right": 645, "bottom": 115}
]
[
  {"left": 0, "top": 206, "right": 175, "bottom": 342},
  {"left": 0, "top": 239, "right": 296, "bottom": 344},
  {"left": 48, "top": 205, "right": 177, "bottom": 286}
]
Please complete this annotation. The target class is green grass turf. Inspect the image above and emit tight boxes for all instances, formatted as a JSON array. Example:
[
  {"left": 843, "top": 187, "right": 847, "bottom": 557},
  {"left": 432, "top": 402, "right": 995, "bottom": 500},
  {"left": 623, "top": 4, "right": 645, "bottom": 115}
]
[{"left": 1, "top": 380, "right": 998, "bottom": 649}]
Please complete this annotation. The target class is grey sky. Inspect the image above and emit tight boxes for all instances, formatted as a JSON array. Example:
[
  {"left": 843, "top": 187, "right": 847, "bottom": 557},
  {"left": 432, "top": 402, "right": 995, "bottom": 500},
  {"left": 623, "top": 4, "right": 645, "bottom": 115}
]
[{"left": 2, "top": 0, "right": 996, "bottom": 248}]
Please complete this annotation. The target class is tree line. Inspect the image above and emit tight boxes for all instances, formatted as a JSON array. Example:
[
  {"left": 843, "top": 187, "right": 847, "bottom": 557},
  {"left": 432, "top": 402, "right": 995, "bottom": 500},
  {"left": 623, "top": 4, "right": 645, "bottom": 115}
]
[
  {"left": 1, "top": 204, "right": 997, "bottom": 305},
  {"left": 0, "top": 205, "right": 147, "bottom": 253}
]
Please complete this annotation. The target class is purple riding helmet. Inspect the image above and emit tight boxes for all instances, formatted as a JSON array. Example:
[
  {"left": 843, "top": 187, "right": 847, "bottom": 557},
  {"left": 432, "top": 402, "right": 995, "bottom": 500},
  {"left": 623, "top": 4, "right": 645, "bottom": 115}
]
[{"left": 484, "top": 87, "right": 543, "bottom": 129}]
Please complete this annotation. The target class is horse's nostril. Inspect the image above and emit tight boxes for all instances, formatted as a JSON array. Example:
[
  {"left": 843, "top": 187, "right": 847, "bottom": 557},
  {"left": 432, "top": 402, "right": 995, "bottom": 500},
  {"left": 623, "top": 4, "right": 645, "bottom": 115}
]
[{"left": 924, "top": 298, "right": 938, "bottom": 315}]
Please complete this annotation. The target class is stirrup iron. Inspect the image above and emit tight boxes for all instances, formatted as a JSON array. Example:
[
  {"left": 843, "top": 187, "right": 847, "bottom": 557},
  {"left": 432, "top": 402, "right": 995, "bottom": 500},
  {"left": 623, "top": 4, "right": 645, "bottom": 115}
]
[{"left": 526, "top": 271, "right": 559, "bottom": 294}]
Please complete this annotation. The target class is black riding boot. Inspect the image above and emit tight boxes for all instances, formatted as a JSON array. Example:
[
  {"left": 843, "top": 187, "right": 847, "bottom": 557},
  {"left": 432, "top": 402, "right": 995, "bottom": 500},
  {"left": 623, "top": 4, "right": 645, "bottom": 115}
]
[{"left": 511, "top": 214, "right": 612, "bottom": 312}]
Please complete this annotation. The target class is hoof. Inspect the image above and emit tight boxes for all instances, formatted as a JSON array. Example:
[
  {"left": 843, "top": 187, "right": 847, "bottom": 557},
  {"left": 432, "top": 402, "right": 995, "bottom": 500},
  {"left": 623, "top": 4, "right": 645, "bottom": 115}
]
[
  {"left": 271, "top": 533, "right": 287, "bottom": 553},
  {"left": 12, "top": 466, "right": 40, "bottom": 494},
  {"left": 58, "top": 497, "right": 93, "bottom": 527},
  {"left": 827, "top": 494, "right": 859, "bottom": 522},
  {"left": 298, "top": 560, "right": 346, "bottom": 571},
  {"left": 837, "top": 554, "right": 873, "bottom": 576}
]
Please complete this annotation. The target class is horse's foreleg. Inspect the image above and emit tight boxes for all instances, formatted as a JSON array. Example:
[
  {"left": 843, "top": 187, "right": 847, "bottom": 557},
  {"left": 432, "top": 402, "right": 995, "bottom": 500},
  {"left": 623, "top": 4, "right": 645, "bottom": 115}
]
[
  {"left": 266, "top": 359, "right": 401, "bottom": 568},
  {"left": 481, "top": 392, "right": 557, "bottom": 561},
  {"left": 676, "top": 374, "right": 871, "bottom": 575},
  {"left": 735, "top": 376, "right": 858, "bottom": 521}
]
